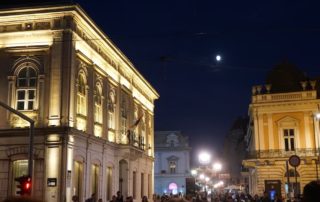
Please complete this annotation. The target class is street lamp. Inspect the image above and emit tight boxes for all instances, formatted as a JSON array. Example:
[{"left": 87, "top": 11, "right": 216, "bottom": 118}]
[
  {"left": 191, "top": 169, "right": 197, "bottom": 176},
  {"left": 199, "top": 151, "right": 211, "bottom": 165},
  {"left": 213, "top": 162, "right": 222, "bottom": 172}
]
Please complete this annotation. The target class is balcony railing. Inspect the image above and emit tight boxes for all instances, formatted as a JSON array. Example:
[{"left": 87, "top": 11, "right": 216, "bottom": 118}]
[
  {"left": 246, "top": 148, "right": 319, "bottom": 159},
  {"left": 126, "top": 130, "right": 145, "bottom": 150},
  {"left": 252, "top": 90, "right": 316, "bottom": 104}
]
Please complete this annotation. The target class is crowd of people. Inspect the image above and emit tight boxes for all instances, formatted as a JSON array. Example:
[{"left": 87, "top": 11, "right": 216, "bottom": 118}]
[
  {"left": 2, "top": 180, "right": 320, "bottom": 202},
  {"left": 71, "top": 191, "right": 149, "bottom": 202}
]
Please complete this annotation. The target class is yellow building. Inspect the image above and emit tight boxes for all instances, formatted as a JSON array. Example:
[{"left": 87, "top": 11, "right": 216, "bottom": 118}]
[
  {"left": 243, "top": 63, "right": 320, "bottom": 199},
  {"left": 0, "top": 2, "right": 159, "bottom": 202}
]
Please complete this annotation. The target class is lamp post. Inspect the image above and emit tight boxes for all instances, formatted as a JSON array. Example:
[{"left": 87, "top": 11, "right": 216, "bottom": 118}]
[{"left": 198, "top": 151, "right": 214, "bottom": 199}]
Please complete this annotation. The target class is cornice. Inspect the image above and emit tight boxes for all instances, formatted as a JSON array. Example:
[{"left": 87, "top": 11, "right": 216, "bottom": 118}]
[{"left": 0, "top": 4, "right": 159, "bottom": 101}]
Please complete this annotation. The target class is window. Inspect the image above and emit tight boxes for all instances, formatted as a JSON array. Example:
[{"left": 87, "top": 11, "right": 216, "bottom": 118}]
[
  {"left": 284, "top": 129, "right": 295, "bottom": 151},
  {"left": 106, "top": 167, "right": 112, "bottom": 201},
  {"left": 77, "top": 73, "right": 87, "bottom": 116},
  {"left": 94, "top": 84, "right": 102, "bottom": 123},
  {"left": 91, "top": 164, "right": 99, "bottom": 196},
  {"left": 169, "top": 161, "right": 176, "bottom": 174},
  {"left": 16, "top": 67, "right": 37, "bottom": 110},
  {"left": 108, "top": 90, "right": 115, "bottom": 130},
  {"left": 148, "top": 174, "right": 151, "bottom": 198},
  {"left": 133, "top": 171, "right": 136, "bottom": 199},
  {"left": 73, "top": 161, "right": 83, "bottom": 200},
  {"left": 121, "top": 117, "right": 127, "bottom": 136},
  {"left": 168, "top": 183, "right": 178, "bottom": 195},
  {"left": 12, "top": 160, "right": 28, "bottom": 196},
  {"left": 141, "top": 173, "right": 144, "bottom": 198},
  {"left": 108, "top": 112, "right": 115, "bottom": 129}
]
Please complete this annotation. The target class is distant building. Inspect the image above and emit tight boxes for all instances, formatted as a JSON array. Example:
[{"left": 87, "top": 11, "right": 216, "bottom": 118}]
[
  {"left": 243, "top": 62, "right": 320, "bottom": 199},
  {"left": 223, "top": 117, "right": 248, "bottom": 188},
  {"left": 0, "top": 3, "right": 159, "bottom": 202},
  {"left": 154, "top": 131, "right": 191, "bottom": 195}
]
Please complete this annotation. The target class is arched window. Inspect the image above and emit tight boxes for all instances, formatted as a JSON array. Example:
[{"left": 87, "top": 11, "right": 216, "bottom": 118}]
[
  {"left": 94, "top": 83, "right": 103, "bottom": 137},
  {"left": 77, "top": 73, "right": 87, "bottom": 116},
  {"left": 16, "top": 66, "right": 37, "bottom": 110},
  {"left": 94, "top": 83, "right": 102, "bottom": 123},
  {"left": 107, "top": 90, "right": 116, "bottom": 130}
]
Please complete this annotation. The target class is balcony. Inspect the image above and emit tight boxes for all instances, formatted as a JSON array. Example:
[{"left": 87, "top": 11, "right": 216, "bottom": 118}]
[
  {"left": 126, "top": 130, "right": 145, "bottom": 151},
  {"left": 252, "top": 90, "right": 316, "bottom": 104},
  {"left": 246, "top": 148, "right": 318, "bottom": 159}
]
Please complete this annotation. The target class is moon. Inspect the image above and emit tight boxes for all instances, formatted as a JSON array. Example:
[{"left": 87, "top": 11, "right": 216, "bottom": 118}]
[{"left": 216, "top": 55, "right": 222, "bottom": 62}]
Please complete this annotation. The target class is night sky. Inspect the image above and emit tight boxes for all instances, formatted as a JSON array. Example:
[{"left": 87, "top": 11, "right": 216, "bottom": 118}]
[
  {"left": 71, "top": 0, "right": 320, "bottom": 159},
  {"left": 4, "top": 0, "right": 320, "bottom": 161}
]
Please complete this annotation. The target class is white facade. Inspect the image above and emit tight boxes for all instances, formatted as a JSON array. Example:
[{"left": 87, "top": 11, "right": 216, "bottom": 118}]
[
  {"left": 154, "top": 131, "right": 191, "bottom": 195},
  {"left": 0, "top": 3, "right": 159, "bottom": 202}
]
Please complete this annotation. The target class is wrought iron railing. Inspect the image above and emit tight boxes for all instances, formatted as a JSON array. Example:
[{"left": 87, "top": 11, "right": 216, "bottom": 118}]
[
  {"left": 246, "top": 148, "right": 319, "bottom": 159},
  {"left": 126, "top": 130, "right": 145, "bottom": 150}
]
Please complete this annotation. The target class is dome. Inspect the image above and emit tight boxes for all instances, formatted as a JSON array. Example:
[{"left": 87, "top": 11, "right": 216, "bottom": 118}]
[{"left": 266, "top": 61, "right": 307, "bottom": 93}]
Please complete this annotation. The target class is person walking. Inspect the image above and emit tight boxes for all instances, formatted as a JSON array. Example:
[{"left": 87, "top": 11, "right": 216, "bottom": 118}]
[
  {"left": 72, "top": 195, "right": 79, "bottom": 202},
  {"left": 116, "top": 191, "right": 124, "bottom": 202}
]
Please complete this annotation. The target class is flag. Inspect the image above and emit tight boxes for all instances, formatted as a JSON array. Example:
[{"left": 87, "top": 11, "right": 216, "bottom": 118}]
[{"left": 129, "top": 114, "right": 143, "bottom": 130}]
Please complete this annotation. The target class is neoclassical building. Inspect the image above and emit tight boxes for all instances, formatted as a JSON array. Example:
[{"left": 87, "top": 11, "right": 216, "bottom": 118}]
[
  {"left": 243, "top": 63, "right": 320, "bottom": 199},
  {"left": 154, "top": 131, "right": 191, "bottom": 195},
  {"left": 0, "top": 3, "right": 159, "bottom": 202}
]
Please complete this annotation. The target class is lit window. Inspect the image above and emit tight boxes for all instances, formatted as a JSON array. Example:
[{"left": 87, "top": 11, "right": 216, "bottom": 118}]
[
  {"left": 73, "top": 161, "right": 83, "bottom": 200},
  {"left": 284, "top": 129, "right": 295, "bottom": 151},
  {"left": 108, "top": 90, "right": 115, "bottom": 130},
  {"left": 121, "top": 117, "right": 127, "bottom": 136},
  {"left": 108, "top": 112, "right": 115, "bottom": 129},
  {"left": 94, "top": 84, "right": 102, "bottom": 123},
  {"left": 169, "top": 161, "right": 176, "bottom": 174},
  {"left": 168, "top": 183, "right": 178, "bottom": 195},
  {"left": 91, "top": 164, "right": 99, "bottom": 196},
  {"left": 16, "top": 67, "right": 37, "bottom": 110},
  {"left": 77, "top": 74, "right": 87, "bottom": 116},
  {"left": 12, "top": 160, "right": 28, "bottom": 196}
]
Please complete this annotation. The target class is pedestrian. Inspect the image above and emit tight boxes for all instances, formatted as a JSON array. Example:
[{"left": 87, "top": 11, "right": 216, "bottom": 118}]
[
  {"left": 125, "top": 196, "right": 133, "bottom": 202},
  {"left": 86, "top": 193, "right": 97, "bottom": 202},
  {"left": 72, "top": 195, "right": 79, "bottom": 202},
  {"left": 116, "top": 191, "right": 124, "bottom": 202},
  {"left": 142, "top": 196, "right": 148, "bottom": 202},
  {"left": 302, "top": 180, "right": 320, "bottom": 202},
  {"left": 110, "top": 195, "right": 117, "bottom": 202}
]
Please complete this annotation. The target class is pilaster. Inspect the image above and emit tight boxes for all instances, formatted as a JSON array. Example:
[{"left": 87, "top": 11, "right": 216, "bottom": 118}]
[{"left": 48, "top": 31, "right": 63, "bottom": 126}]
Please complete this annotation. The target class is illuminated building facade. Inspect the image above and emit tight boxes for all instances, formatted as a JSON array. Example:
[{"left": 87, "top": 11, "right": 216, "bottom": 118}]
[
  {"left": 154, "top": 131, "right": 191, "bottom": 195},
  {"left": 243, "top": 63, "right": 320, "bottom": 198},
  {"left": 0, "top": 3, "right": 159, "bottom": 202}
]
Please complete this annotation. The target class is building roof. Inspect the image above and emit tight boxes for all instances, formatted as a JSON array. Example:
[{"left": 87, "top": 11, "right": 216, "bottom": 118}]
[
  {"left": 265, "top": 61, "right": 308, "bottom": 93},
  {"left": 154, "top": 131, "right": 190, "bottom": 149},
  {"left": 0, "top": 1, "right": 160, "bottom": 101}
]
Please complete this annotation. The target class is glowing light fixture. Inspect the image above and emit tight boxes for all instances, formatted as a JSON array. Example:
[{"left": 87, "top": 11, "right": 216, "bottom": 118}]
[
  {"left": 213, "top": 162, "right": 222, "bottom": 171},
  {"left": 198, "top": 151, "right": 211, "bottom": 165}
]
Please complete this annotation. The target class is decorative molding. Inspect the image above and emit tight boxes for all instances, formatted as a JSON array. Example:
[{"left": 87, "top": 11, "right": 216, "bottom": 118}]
[{"left": 6, "top": 146, "right": 41, "bottom": 159}]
